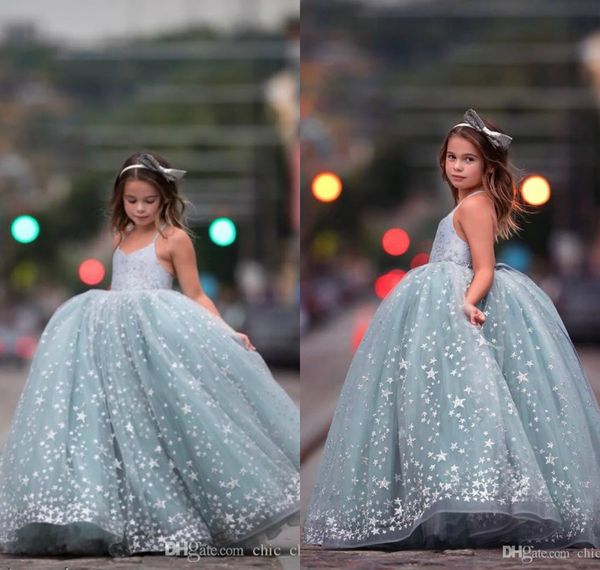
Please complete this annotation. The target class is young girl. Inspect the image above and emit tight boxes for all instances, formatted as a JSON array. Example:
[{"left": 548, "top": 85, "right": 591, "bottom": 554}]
[
  {"left": 0, "top": 152, "right": 300, "bottom": 556},
  {"left": 303, "top": 110, "right": 600, "bottom": 549}
]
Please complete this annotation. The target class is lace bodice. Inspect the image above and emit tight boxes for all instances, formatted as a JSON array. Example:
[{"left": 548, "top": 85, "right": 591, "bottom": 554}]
[
  {"left": 429, "top": 190, "right": 488, "bottom": 268},
  {"left": 110, "top": 229, "right": 173, "bottom": 291}
]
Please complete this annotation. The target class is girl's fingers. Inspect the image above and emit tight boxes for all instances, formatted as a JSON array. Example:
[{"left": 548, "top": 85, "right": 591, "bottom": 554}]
[{"left": 470, "top": 309, "right": 485, "bottom": 327}]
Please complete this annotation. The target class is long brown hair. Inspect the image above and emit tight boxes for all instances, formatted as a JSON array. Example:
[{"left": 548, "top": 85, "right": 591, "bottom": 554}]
[
  {"left": 110, "top": 151, "right": 190, "bottom": 245},
  {"left": 438, "top": 115, "right": 526, "bottom": 241}
]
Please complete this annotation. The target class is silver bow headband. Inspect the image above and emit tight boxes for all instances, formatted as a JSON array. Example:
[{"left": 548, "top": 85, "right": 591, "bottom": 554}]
[
  {"left": 118, "top": 154, "right": 186, "bottom": 182},
  {"left": 452, "top": 109, "right": 512, "bottom": 151}
]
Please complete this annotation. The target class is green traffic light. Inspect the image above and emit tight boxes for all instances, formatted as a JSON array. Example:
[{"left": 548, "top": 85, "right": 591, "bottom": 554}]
[
  {"left": 11, "top": 215, "right": 40, "bottom": 243},
  {"left": 209, "top": 217, "right": 236, "bottom": 246}
]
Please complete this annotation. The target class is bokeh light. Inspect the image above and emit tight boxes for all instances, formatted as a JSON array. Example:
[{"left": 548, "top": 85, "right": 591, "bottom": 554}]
[
  {"left": 311, "top": 172, "right": 342, "bottom": 202},
  {"left": 382, "top": 228, "right": 410, "bottom": 256},
  {"left": 312, "top": 230, "right": 339, "bottom": 259},
  {"left": 209, "top": 217, "right": 237, "bottom": 246},
  {"left": 11, "top": 215, "right": 40, "bottom": 244},
  {"left": 521, "top": 175, "right": 551, "bottom": 206},
  {"left": 15, "top": 336, "right": 37, "bottom": 360},
  {"left": 10, "top": 261, "right": 38, "bottom": 289},
  {"left": 78, "top": 259, "right": 106, "bottom": 285},
  {"left": 199, "top": 272, "right": 219, "bottom": 298},
  {"left": 351, "top": 307, "right": 374, "bottom": 352},
  {"left": 410, "top": 253, "right": 430, "bottom": 269},
  {"left": 498, "top": 244, "right": 534, "bottom": 273},
  {"left": 374, "top": 269, "right": 406, "bottom": 299}
]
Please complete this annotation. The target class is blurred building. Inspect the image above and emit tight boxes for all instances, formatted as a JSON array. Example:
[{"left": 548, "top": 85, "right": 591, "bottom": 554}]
[{"left": 301, "top": 0, "right": 600, "bottom": 331}]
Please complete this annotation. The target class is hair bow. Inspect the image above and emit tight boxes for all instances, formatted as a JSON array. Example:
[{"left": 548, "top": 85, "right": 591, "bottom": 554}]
[
  {"left": 453, "top": 109, "right": 512, "bottom": 151},
  {"left": 119, "top": 153, "right": 187, "bottom": 182}
]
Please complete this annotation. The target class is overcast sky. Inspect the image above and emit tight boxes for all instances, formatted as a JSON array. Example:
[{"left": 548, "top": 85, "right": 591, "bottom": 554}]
[{"left": 0, "top": 0, "right": 298, "bottom": 47}]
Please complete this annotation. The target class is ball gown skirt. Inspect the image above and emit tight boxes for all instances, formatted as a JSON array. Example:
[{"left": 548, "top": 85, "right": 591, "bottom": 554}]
[
  {"left": 303, "top": 260, "right": 600, "bottom": 549},
  {"left": 0, "top": 288, "right": 300, "bottom": 556}
]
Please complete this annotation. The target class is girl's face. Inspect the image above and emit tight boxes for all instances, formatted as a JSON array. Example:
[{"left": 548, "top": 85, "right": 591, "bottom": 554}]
[
  {"left": 123, "top": 179, "right": 162, "bottom": 228},
  {"left": 445, "top": 135, "right": 485, "bottom": 192}
]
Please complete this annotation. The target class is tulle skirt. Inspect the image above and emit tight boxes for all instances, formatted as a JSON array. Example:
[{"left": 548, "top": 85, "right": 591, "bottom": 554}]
[
  {"left": 0, "top": 289, "right": 300, "bottom": 556},
  {"left": 303, "top": 262, "right": 600, "bottom": 549}
]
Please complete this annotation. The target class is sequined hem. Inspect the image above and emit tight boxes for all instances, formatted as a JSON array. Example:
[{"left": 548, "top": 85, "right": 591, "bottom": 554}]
[
  {"left": 0, "top": 482, "right": 299, "bottom": 556},
  {"left": 303, "top": 497, "right": 600, "bottom": 549}
]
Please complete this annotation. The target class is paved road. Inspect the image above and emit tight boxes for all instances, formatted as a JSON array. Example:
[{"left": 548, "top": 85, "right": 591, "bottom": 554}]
[
  {"left": 0, "top": 364, "right": 300, "bottom": 569},
  {"left": 301, "top": 543, "right": 600, "bottom": 569}
]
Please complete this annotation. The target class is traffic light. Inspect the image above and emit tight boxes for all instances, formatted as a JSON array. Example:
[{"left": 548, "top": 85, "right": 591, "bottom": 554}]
[
  {"left": 382, "top": 228, "right": 410, "bottom": 256},
  {"left": 11, "top": 261, "right": 38, "bottom": 289},
  {"left": 209, "top": 217, "right": 237, "bottom": 247},
  {"left": 410, "top": 253, "right": 429, "bottom": 269},
  {"left": 374, "top": 269, "right": 406, "bottom": 299},
  {"left": 311, "top": 172, "right": 342, "bottom": 202},
  {"left": 521, "top": 175, "right": 551, "bottom": 206},
  {"left": 11, "top": 215, "right": 40, "bottom": 244},
  {"left": 78, "top": 259, "right": 106, "bottom": 286}
]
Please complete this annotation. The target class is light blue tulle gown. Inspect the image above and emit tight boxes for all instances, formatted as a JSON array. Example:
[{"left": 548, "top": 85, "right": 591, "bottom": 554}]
[
  {"left": 303, "top": 190, "right": 600, "bottom": 549},
  {"left": 0, "top": 228, "right": 299, "bottom": 556}
]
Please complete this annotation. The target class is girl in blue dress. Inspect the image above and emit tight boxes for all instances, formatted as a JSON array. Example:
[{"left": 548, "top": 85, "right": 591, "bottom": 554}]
[
  {"left": 303, "top": 109, "right": 600, "bottom": 549},
  {"left": 0, "top": 152, "right": 300, "bottom": 556}
]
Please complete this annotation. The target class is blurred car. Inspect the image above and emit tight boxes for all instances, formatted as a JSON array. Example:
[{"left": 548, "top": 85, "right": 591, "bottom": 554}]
[
  {"left": 302, "top": 273, "right": 365, "bottom": 327},
  {"left": 554, "top": 276, "right": 600, "bottom": 343},
  {"left": 0, "top": 323, "right": 38, "bottom": 367},
  {"left": 241, "top": 302, "right": 299, "bottom": 368}
]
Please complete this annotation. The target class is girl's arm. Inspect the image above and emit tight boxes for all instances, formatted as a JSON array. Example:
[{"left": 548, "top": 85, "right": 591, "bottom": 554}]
[
  {"left": 170, "top": 229, "right": 227, "bottom": 318},
  {"left": 457, "top": 197, "right": 496, "bottom": 324},
  {"left": 107, "top": 233, "right": 121, "bottom": 291},
  {"left": 170, "top": 229, "right": 255, "bottom": 349}
]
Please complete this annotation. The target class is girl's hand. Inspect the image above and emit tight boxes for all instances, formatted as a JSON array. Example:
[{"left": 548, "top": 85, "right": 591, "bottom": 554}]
[
  {"left": 462, "top": 301, "right": 486, "bottom": 327},
  {"left": 235, "top": 332, "right": 256, "bottom": 351}
]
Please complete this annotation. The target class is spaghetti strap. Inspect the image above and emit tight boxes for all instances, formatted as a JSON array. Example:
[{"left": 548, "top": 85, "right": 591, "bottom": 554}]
[
  {"left": 152, "top": 224, "right": 166, "bottom": 243},
  {"left": 454, "top": 189, "right": 487, "bottom": 210}
]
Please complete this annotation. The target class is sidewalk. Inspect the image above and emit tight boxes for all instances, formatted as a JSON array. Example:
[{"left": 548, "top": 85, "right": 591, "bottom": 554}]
[{"left": 301, "top": 543, "right": 600, "bottom": 569}]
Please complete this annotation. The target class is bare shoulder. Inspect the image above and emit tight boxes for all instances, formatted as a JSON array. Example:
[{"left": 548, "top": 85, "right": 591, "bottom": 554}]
[
  {"left": 160, "top": 226, "right": 193, "bottom": 251},
  {"left": 111, "top": 232, "right": 121, "bottom": 249},
  {"left": 457, "top": 193, "right": 496, "bottom": 224}
]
